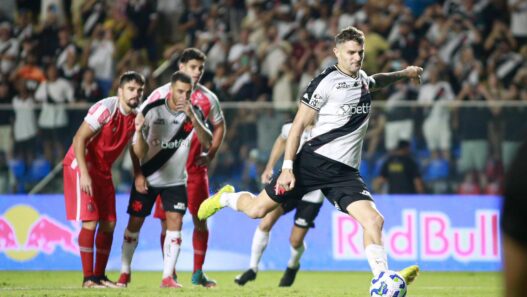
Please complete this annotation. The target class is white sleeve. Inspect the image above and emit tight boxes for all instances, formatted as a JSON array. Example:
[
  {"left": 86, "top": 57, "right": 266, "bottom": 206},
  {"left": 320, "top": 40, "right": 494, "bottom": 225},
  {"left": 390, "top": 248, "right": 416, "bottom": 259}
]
[
  {"left": 84, "top": 102, "right": 111, "bottom": 131},
  {"left": 280, "top": 123, "right": 292, "bottom": 139},
  {"left": 208, "top": 94, "right": 224, "bottom": 125},
  {"left": 34, "top": 83, "right": 46, "bottom": 102},
  {"left": 300, "top": 75, "right": 329, "bottom": 111}
]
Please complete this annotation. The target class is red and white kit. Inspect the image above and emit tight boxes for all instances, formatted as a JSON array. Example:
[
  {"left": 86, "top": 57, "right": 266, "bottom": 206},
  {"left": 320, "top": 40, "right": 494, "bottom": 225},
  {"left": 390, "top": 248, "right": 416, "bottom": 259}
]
[{"left": 63, "top": 97, "right": 136, "bottom": 221}]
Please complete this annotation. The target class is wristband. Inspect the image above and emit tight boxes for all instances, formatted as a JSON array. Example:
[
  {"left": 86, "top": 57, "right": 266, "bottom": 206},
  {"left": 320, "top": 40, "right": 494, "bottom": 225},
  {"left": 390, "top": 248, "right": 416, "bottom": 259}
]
[{"left": 282, "top": 160, "right": 293, "bottom": 170}]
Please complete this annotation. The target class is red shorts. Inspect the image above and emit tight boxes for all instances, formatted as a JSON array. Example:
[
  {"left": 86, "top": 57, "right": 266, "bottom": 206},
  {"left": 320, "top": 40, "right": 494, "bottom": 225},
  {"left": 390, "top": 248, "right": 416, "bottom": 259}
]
[
  {"left": 153, "top": 172, "right": 209, "bottom": 219},
  {"left": 63, "top": 163, "right": 116, "bottom": 222}
]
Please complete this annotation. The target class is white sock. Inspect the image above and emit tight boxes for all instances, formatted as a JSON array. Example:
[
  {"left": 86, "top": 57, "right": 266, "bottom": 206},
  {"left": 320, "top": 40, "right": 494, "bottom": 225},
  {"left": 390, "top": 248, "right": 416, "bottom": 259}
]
[
  {"left": 162, "top": 230, "right": 182, "bottom": 278},
  {"left": 365, "top": 244, "right": 388, "bottom": 276},
  {"left": 249, "top": 227, "right": 270, "bottom": 272},
  {"left": 287, "top": 242, "right": 306, "bottom": 269},
  {"left": 220, "top": 192, "right": 252, "bottom": 211},
  {"left": 121, "top": 229, "right": 139, "bottom": 274}
]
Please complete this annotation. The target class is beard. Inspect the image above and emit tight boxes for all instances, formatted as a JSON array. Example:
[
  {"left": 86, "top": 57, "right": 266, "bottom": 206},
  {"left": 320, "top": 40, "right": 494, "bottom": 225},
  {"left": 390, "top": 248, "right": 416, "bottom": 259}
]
[{"left": 125, "top": 97, "right": 140, "bottom": 108}]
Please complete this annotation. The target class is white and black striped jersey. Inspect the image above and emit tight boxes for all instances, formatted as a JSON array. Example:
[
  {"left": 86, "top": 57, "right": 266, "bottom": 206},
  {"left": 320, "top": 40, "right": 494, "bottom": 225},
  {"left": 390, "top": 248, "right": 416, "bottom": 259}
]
[
  {"left": 300, "top": 65, "right": 373, "bottom": 169},
  {"left": 134, "top": 97, "right": 205, "bottom": 187}
]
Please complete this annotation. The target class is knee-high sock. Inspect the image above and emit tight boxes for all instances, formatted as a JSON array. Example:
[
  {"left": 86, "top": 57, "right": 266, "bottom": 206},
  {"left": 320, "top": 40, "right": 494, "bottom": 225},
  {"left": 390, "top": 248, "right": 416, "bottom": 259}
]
[
  {"left": 249, "top": 227, "right": 270, "bottom": 272},
  {"left": 78, "top": 228, "right": 95, "bottom": 278},
  {"left": 120, "top": 229, "right": 139, "bottom": 274},
  {"left": 94, "top": 230, "right": 114, "bottom": 277},
  {"left": 193, "top": 228, "right": 209, "bottom": 272},
  {"left": 365, "top": 244, "right": 388, "bottom": 276},
  {"left": 160, "top": 232, "right": 166, "bottom": 257},
  {"left": 287, "top": 242, "right": 305, "bottom": 269},
  {"left": 162, "top": 230, "right": 182, "bottom": 278}
]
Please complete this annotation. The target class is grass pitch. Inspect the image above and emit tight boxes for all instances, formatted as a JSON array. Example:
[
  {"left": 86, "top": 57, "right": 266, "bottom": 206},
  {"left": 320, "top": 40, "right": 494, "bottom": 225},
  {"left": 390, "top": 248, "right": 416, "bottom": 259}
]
[{"left": 0, "top": 271, "right": 501, "bottom": 297}]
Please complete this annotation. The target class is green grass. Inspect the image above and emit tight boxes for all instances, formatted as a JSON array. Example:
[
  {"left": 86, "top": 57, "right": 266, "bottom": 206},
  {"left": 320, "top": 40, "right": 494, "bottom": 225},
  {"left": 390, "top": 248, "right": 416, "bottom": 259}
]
[{"left": 0, "top": 271, "right": 501, "bottom": 297}]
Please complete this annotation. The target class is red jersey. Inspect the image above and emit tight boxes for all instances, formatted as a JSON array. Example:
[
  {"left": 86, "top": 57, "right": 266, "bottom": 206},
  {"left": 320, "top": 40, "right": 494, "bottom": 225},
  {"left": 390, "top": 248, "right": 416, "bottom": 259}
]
[
  {"left": 146, "top": 83, "right": 224, "bottom": 174},
  {"left": 63, "top": 97, "right": 136, "bottom": 178}
]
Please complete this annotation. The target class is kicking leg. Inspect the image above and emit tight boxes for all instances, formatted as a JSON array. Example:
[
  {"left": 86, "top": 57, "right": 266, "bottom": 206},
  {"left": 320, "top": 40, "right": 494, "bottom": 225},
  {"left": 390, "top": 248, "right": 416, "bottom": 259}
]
[{"left": 198, "top": 186, "right": 280, "bottom": 220}]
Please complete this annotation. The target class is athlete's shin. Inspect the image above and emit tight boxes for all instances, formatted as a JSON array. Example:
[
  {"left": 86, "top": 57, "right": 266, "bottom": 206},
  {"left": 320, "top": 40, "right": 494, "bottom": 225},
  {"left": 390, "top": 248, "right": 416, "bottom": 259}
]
[{"left": 121, "top": 229, "right": 139, "bottom": 274}]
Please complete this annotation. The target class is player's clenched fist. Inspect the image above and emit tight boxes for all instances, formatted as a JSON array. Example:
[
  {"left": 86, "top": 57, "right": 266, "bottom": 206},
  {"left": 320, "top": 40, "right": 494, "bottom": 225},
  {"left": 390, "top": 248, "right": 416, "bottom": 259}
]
[{"left": 276, "top": 169, "right": 295, "bottom": 195}]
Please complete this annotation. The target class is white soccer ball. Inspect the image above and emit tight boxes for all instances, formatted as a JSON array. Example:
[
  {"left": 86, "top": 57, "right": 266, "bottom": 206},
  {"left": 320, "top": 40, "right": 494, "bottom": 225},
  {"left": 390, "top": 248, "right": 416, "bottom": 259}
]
[{"left": 369, "top": 270, "right": 407, "bottom": 297}]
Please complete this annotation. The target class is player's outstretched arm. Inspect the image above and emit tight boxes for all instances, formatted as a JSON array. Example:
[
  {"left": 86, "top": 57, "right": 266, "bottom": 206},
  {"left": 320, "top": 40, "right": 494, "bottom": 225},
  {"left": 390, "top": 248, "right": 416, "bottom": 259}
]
[
  {"left": 277, "top": 103, "right": 317, "bottom": 192},
  {"left": 370, "top": 66, "right": 423, "bottom": 92},
  {"left": 262, "top": 135, "right": 286, "bottom": 184},
  {"left": 72, "top": 122, "right": 99, "bottom": 196}
]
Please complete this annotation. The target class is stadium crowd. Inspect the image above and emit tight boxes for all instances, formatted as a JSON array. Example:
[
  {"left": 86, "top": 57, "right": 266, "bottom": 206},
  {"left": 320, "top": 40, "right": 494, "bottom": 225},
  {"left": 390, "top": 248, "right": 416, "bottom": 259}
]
[{"left": 0, "top": 0, "right": 526, "bottom": 195}]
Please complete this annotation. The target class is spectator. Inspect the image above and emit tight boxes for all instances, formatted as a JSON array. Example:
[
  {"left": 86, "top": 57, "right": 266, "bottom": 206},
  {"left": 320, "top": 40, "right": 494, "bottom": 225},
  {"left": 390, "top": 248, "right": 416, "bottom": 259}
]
[
  {"left": 0, "top": 22, "right": 19, "bottom": 75},
  {"left": 9, "top": 52, "right": 46, "bottom": 90},
  {"left": 12, "top": 80, "right": 37, "bottom": 167},
  {"left": 499, "top": 81, "right": 527, "bottom": 171},
  {"left": 509, "top": 0, "right": 527, "bottom": 46},
  {"left": 384, "top": 81, "right": 418, "bottom": 151},
  {"left": 178, "top": 0, "right": 206, "bottom": 46},
  {"left": 81, "top": 24, "right": 114, "bottom": 96},
  {"left": 75, "top": 68, "right": 101, "bottom": 103},
  {"left": 125, "top": 0, "right": 158, "bottom": 62},
  {"left": 35, "top": 63, "right": 74, "bottom": 164},
  {"left": 418, "top": 67, "right": 454, "bottom": 162},
  {"left": 373, "top": 140, "right": 425, "bottom": 194},
  {"left": 0, "top": 79, "right": 13, "bottom": 160},
  {"left": 453, "top": 83, "right": 493, "bottom": 190}
]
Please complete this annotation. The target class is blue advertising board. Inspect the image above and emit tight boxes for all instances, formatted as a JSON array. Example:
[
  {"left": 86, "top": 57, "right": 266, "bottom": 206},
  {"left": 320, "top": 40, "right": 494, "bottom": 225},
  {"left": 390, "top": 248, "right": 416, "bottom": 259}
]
[{"left": 0, "top": 194, "right": 502, "bottom": 271}]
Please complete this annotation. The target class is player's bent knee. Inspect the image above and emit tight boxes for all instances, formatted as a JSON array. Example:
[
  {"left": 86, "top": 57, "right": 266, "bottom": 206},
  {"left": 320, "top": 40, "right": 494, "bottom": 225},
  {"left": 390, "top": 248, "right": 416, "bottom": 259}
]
[
  {"left": 364, "top": 214, "right": 384, "bottom": 232},
  {"left": 247, "top": 207, "right": 268, "bottom": 219}
]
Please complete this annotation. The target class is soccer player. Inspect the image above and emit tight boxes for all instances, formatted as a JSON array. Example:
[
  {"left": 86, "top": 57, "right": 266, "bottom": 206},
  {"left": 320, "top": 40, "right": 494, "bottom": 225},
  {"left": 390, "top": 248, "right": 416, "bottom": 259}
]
[
  {"left": 501, "top": 139, "right": 527, "bottom": 297},
  {"left": 235, "top": 122, "right": 324, "bottom": 287},
  {"left": 199, "top": 26, "right": 422, "bottom": 286},
  {"left": 117, "top": 71, "right": 212, "bottom": 288},
  {"left": 63, "top": 71, "right": 145, "bottom": 288},
  {"left": 129, "top": 48, "right": 225, "bottom": 287}
]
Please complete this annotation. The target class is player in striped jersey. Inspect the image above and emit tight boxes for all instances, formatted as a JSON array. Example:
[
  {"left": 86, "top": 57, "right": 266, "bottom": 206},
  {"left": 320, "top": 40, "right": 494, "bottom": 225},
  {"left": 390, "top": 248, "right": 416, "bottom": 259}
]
[
  {"left": 117, "top": 71, "right": 212, "bottom": 288},
  {"left": 129, "top": 48, "right": 225, "bottom": 287},
  {"left": 199, "top": 26, "right": 423, "bottom": 289},
  {"left": 63, "top": 71, "right": 145, "bottom": 288}
]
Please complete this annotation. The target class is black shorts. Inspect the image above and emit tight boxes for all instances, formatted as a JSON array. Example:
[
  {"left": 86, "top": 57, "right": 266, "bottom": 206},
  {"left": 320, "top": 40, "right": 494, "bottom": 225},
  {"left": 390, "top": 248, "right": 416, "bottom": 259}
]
[
  {"left": 281, "top": 199, "right": 322, "bottom": 229},
  {"left": 127, "top": 184, "right": 187, "bottom": 217},
  {"left": 265, "top": 146, "right": 373, "bottom": 213}
]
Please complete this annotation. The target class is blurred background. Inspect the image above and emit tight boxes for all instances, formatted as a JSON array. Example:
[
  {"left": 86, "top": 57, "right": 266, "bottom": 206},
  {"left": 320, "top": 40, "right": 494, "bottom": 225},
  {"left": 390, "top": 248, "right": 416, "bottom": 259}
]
[{"left": 0, "top": 0, "right": 525, "bottom": 197}]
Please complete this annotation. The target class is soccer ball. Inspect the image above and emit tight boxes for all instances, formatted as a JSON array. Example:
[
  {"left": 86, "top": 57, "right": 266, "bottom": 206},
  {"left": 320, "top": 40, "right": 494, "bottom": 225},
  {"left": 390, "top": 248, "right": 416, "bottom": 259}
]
[{"left": 369, "top": 270, "right": 407, "bottom": 297}]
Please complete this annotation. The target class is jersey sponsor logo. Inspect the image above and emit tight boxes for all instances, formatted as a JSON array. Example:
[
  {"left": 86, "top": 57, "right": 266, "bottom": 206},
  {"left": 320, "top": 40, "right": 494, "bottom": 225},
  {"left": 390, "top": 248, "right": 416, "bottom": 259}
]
[
  {"left": 335, "top": 82, "right": 353, "bottom": 89},
  {"left": 173, "top": 202, "right": 186, "bottom": 210},
  {"left": 153, "top": 119, "right": 165, "bottom": 125},
  {"left": 295, "top": 218, "right": 308, "bottom": 227},
  {"left": 338, "top": 103, "right": 371, "bottom": 116},
  {"left": 308, "top": 93, "right": 324, "bottom": 109},
  {"left": 161, "top": 139, "right": 190, "bottom": 149}
]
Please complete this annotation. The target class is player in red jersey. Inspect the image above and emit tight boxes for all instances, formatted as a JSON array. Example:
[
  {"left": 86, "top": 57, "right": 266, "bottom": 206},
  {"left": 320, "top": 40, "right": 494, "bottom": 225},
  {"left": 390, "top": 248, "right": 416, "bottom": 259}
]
[
  {"left": 63, "top": 71, "right": 145, "bottom": 288},
  {"left": 118, "top": 48, "right": 225, "bottom": 287}
]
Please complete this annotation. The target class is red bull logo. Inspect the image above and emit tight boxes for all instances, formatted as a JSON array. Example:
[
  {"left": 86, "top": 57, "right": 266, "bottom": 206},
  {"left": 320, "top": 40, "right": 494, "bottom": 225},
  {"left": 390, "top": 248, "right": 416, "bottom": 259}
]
[{"left": 0, "top": 205, "right": 79, "bottom": 261}]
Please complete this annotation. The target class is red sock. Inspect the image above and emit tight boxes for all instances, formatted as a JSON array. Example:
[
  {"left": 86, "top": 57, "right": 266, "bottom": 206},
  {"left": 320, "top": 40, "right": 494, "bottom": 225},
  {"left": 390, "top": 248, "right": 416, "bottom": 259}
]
[
  {"left": 193, "top": 229, "right": 209, "bottom": 272},
  {"left": 78, "top": 228, "right": 95, "bottom": 278},
  {"left": 94, "top": 230, "right": 113, "bottom": 277}
]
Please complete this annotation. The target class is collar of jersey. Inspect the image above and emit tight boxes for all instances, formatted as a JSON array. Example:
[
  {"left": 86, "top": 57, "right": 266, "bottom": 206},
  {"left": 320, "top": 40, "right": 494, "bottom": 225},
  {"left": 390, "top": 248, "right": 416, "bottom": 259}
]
[{"left": 335, "top": 65, "right": 359, "bottom": 79}]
